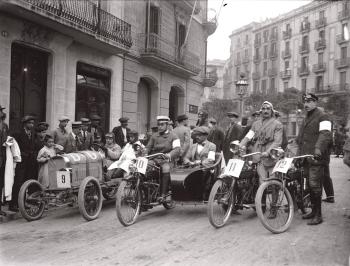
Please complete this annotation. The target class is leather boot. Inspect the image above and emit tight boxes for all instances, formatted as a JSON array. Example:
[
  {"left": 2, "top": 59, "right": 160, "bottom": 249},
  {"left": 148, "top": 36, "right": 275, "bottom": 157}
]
[
  {"left": 302, "top": 192, "right": 315, "bottom": 219},
  {"left": 308, "top": 195, "right": 323, "bottom": 225},
  {"left": 161, "top": 173, "right": 171, "bottom": 196}
]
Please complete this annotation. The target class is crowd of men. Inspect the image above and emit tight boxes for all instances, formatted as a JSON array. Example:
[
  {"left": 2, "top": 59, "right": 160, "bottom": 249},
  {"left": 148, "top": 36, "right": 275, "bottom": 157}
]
[{"left": 0, "top": 92, "right": 349, "bottom": 224}]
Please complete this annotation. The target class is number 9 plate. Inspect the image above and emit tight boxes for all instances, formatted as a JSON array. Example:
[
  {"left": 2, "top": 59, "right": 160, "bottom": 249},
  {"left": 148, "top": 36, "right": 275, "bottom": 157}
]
[{"left": 56, "top": 171, "right": 71, "bottom": 189}]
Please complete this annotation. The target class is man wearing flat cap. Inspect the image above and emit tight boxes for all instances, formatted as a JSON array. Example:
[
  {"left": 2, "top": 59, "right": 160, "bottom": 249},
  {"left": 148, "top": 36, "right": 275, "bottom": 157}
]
[
  {"left": 173, "top": 114, "right": 191, "bottom": 161},
  {"left": 146, "top": 116, "right": 181, "bottom": 202},
  {"left": 223, "top": 111, "right": 243, "bottom": 162},
  {"left": 296, "top": 93, "right": 332, "bottom": 225},
  {"left": 90, "top": 114, "right": 105, "bottom": 144},
  {"left": 208, "top": 117, "right": 224, "bottom": 152},
  {"left": 113, "top": 117, "right": 130, "bottom": 148},
  {"left": 66, "top": 121, "right": 83, "bottom": 153},
  {"left": 52, "top": 116, "right": 70, "bottom": 152},
  {"left": 11, "top": 115, "right": 37, "bottom": 211},
  {"left": 80, "top": 118, "right": 93, "bottom": 150}
]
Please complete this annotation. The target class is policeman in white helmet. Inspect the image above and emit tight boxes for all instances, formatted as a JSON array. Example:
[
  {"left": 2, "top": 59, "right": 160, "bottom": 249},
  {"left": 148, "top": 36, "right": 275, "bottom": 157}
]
[{"left": 145, "top": 116, "right": 181, "bottom": 202}]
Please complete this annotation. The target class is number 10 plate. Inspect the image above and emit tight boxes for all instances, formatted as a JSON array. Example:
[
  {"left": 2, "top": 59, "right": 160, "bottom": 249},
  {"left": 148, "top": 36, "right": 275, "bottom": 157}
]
[{"left": 56, "top": 171, "right": 71, "bottom": 189}]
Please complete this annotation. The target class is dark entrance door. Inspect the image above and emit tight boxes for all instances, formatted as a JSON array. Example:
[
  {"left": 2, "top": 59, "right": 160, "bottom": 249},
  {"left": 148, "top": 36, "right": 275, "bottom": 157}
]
[
  {"left": 76, "top": 62, "right": 111, "bottom": 133},
  {"left": 10, "top": 43, "right": 48, "bottom": 132}
]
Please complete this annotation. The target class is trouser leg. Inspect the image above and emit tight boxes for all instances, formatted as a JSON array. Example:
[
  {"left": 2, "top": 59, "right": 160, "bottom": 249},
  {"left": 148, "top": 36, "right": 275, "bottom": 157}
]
[
  {"left": 307, "top": 164, "right": 324, "bottom": 225},
  {"left": 323, "top": 163, "right": 334, "bottom": 199},
  {"left": 161, "top": 163, "right": 171, "bottom": 196},
  {"left": 343, "top": 150, "right": 350, "bottom": 168}
]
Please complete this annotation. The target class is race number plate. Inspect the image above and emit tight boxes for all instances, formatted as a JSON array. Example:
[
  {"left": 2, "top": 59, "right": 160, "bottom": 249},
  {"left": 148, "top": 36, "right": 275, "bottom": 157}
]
[
  {"left": 224, "top": 159, "right": 245, "bottom": 178},
  {"left": 136, "top": 157, "right": 148, "bottom": 175},
  {"left": 56, "top": 171, "right": 71, "bottom": 189},
  {"left": 272, "top": 158, "right": 294, "bottom": 174}
]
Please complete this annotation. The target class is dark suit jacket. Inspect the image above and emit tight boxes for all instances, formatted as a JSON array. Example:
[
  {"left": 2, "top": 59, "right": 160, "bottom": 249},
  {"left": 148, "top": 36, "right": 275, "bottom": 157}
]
[
  {"left": 208, "top": 126, "right": 224, "bottom": 152},
  {"left": 296, "top": 107, "right": 332, "bottom": 163},
  {"left": 223, "top": 123, "right": 242, "bottom": 162},
  {"left": 113, "top": 126, "right": 130, "bottom": 148},
  {"left": 79, "top": 131, "right": 93, "bottom": 150},
  {"left": 66, "top": 133, "right": 83, "bottom": 153}
]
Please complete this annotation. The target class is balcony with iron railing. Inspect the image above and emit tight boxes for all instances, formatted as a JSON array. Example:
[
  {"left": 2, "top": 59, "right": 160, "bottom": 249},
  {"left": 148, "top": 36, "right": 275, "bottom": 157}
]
[
  {"left": 253, "top": 54, "right": 261, "bottom": 63},
  {"left": 203, "top": 17, "right": 217, "bottom": 36},
  {"left": 280, "top": 69, "right": 292, "bottom": 79},
  {"left": 283, "top": 28, "right": 292, "bottom": 40},
  {"left": 254, "top": 39, "right": 261, "bottom": 47},
  {"left": 1, "top": 0, "right": 133, "bottom": 53},
  {"left": 312, "top": 62, "right": 326, "bottom": 73},
  {"left": 202, "top": 69, "right": 218, "bottom": 87},
  {"left": 269, "top": 49, "right": 278, "bottom": 59},
  {"left": 268, "top": 68, "right": 277, "bottom": 77},
  {"left": 314, "top": 39, "right": 326, "bottom": 51},
  {"left": 298, "top": 66, "right": 310, "bottom": 76},
  {"left": 338, "top": 9, "right": 350, "bottom": 21},
  {"left": 335, "top": 57, "right": 350, "bottom": 69},
  {"left": 315, "top": 17, "right": 327, "bottom": 28},
  {"left": 336, "top": 34, "right": 350, "bottom": 45},
  {"left": 270, "top": 32, "right": 278, "bottom": 41},
  {"left": 252, "top": 72, "right": 260, "bottom": 80},
  {"left": 176, "top": 0, "right": 201, "bottom": 14},
  {"left": 138, "top": 33, "right": 201, "bottom": 77},
  {"left": 299, "top": 43, "right": 310, "bottom": 54},
  {"left": 282, "top": 49, "right": 291, "bottom": 59},
  {"left": 311, "top": 84, "right": 349, "bottom": 95},
  {"left": 300, "top": 21, "right": 311, "bottom": 33}
]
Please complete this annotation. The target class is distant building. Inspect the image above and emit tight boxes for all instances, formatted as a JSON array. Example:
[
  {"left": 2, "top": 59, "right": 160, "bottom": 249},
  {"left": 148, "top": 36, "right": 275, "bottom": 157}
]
[
  {"left": 202, "top": 59, "right": 225, "bottom": 101},
  {"left": 225, "top": 0, "right": 350, "bottom": 136}
]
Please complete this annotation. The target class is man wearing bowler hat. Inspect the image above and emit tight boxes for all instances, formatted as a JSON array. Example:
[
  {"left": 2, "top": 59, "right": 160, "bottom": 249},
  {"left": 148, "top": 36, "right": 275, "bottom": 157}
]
[
  {"left": 53, "top": 116, "right": 70, "bottom": 152},
  {"left": 223, "top": 112, "right": 242, "bottom": 162},
  {"left": 80, "top": 118, "right": 93, "bottom": 150},
  {"left": 296, "top": 93, "right": 332, "bottom": 225},
  {"left": 10, "top": 115, "right": 37, "bottom": 212},
  {"left": 66, "top": 121, "right": 83, "bottom": 153},
  {"left": 90, "top": 114, "right": 105, "bottom": 144},
  {"left": 113, "top": 117, "right": 130, "bottom": 148},
  {"left": 173, "top": 114, "right": 191, "bottom": 161},
  {"left": 0, "top": 106, "right": 9, "bottom": 215}
]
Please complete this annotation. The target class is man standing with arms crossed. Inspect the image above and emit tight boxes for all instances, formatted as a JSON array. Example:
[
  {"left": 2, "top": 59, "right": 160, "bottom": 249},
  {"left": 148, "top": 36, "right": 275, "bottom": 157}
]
[{"left": 296, "top": 93, "right": 332, "bottom": 225}]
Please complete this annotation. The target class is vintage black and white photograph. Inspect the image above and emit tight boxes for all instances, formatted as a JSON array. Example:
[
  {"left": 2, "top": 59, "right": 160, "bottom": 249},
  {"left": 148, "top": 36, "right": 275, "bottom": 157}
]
[{"left": 0, "top": 0, "right": 349, "bottom": 265}]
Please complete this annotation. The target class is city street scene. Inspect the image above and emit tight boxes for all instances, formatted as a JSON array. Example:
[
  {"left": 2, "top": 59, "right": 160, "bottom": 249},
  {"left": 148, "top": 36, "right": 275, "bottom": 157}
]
[{"left": 0, "top": 0, "right": 349, "bottom": 265}]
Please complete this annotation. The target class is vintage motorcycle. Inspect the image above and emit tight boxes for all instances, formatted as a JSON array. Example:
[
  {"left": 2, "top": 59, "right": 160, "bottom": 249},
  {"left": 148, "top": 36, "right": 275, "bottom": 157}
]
[
  {"left": 115, "top": 152, "right": 222, "bottom": 226},
  {"left": 207, "top": 141, "right": 261, "bottom": 228}
]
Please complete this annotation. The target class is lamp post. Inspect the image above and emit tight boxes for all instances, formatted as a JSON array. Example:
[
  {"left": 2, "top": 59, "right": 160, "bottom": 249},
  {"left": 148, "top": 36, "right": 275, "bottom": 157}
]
[{"left": 236, "top": 74, "right": 249, "bottom": 117}]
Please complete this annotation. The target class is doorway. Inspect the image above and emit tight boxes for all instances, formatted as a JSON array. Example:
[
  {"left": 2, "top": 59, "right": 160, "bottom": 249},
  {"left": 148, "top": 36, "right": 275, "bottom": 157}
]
[
  {"left": 169, "top": 86, "right": 185, "bottom": 122},
  {"left": 9, "top": 43, "right": 48, "bottom": 131}
]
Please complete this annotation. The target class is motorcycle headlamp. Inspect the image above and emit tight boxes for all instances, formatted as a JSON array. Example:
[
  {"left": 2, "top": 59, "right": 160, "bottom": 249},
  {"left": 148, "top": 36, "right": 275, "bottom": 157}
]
[{"left": 229, "top": 140, "right": 240, "bottom": 154}]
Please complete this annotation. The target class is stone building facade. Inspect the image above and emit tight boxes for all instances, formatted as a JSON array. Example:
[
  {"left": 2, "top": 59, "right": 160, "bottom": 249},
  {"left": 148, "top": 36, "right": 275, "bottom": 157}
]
[
  {"left": 0, "top": 0, "right": 215, "bottom": 134},
  {"left": 225, "top": 0, "right": 350, "bottom": 136}
]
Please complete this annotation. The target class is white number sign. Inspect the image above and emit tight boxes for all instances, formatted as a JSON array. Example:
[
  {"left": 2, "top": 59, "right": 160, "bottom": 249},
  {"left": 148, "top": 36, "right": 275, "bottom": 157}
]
[
  {"left": 136, "top": 157, "right": 148, "bottom": 175},
  {"left": 224, "top": 159, "right": 245, "bottom": 178},
  {"left": 272, "top": 158, "right": 294, "bottom": 174},
  {"left": 56, "top": 171, "right": 71, "bottom": 189}
]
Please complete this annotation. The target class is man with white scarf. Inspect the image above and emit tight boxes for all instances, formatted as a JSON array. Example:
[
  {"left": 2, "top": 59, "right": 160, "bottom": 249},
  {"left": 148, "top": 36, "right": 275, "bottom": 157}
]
[{"left": 239, "top": 101, "right": 283, "bottom": 183}]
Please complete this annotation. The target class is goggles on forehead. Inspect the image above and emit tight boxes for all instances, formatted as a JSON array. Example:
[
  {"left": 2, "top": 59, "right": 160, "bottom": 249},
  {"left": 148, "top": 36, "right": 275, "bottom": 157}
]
[{"left": 157, "top": 122, "right": 167, "bottom": 126}]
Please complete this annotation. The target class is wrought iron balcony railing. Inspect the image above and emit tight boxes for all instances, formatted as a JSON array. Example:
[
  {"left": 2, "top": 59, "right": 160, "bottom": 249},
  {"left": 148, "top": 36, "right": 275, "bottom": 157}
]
[
  {"left": 315, "top": 17, "right": 327, "bottom": 28},
  {"left": 299, "top": 44, "right": 310, "bottom": 54},
  {"left": 269, "top": 50, "right": 278, "bottom": 59},
  {"left": 300, "top": 21, "right": 310, "bottom": 33},
  {"left": 338, "top": 9, "right": 350, "bottom": 21},
  {"left": 335, "top": 57, "right": 350, "bottom": 69},
  {"left": 298, "top": 66, "right": 310, "bottom": 76},
  {"left": 138, "top": 33, "right": 201, "bottom": 76},
  {"left": 283, "top": 28, "right": 292, "bottom": 40},
  {"left": 336, "top": 34, "right": 350, "bottom": 45},
  {"left": 312, "top": 63, "right": 326, "bottom": 73},
  {"left": 202, "top": 70, "right": 218, "bottom": 87},
  {"left": 17, "top": 0, "right": 133, "bottom": 48},
  {"left": 270, "top": 32, "right": 278, "bottom": 41},
  {"left": 280, "top": 70, "right": 292, "bottom": 79},
  {"left": 268, "top": 68, "right": 277, "bottom": 76},
  {"left": 311, "top": 84, "right": 349, "bottom": 95},
  {"left": 282, "top": 49, "right": 291, "bottom": 59},
  {"left": 314, "top": 39, "right": 326, "bottom": 50},
  {"left": 203, "top": 17, "right": 217, "bottom": 36}
]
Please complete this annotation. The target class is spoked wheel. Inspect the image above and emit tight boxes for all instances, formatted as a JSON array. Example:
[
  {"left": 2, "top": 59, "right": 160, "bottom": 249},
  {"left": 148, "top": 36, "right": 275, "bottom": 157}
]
[
  {"left": 116, "top": 180, "right": 141, "bottom": 226},
  {"left": 255, "top": 180, "right": 294, "bottom": 234},
  {"left": 207, "top": 178, "right": 235, "bottom": 228},
  {"left": 18, "top": 179, "right": 45, "bottom": 221},
  {"left": 299, "top": 192, "right": 311, "bottom": 214},
  {"left": 163, "top": 199, "right": 176, "bottom": 210},
  {"left": 78, "top": 176, "right": 103, "bottom": 221}
]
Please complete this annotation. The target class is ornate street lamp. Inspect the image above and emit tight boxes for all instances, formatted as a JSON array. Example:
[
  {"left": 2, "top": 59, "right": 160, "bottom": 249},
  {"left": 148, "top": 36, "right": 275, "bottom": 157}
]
[{"left": 236, "top": 74, "right": 249, "bottom": 117}]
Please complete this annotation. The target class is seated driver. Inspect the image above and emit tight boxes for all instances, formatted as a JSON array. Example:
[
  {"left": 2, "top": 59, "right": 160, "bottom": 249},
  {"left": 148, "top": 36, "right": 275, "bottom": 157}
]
[
  {"left": 183, "top": 126, "right": 216, "bottom": 166},
  {"left": 145, "top": 116, "right": 180, "bottom": 202}
]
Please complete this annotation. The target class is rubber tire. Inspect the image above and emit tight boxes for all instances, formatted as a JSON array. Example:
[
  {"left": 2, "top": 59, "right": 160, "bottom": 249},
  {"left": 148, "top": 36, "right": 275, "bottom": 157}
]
[
  {"left": 78, "top": 176, "right": 103, "bottom": 221},
  {"left": 207, "top": 179, "right": 235, "bottom": 228},
  {"left": 255, "top": 180, "right": 294, "bottom": 234},
  {"left": 163, "top": 200, "right": 176, "bottom": 210},
  {"left": 116, "top": 180, "right": 141, "bottom": 226},
  {"left": 18, "top": 179, "right": 45, "bottom": 222}
]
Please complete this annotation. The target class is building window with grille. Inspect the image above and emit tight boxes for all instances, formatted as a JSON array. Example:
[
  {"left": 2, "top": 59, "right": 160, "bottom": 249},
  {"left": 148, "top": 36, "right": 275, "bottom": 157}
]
[
  {"left": 270, "top": 77, "right": 275, "bottom": 92},
  {"left": 319, "top": 10, "right": 325, "bottom": 19},
  {"left": 318, "top": 52, "right": 324, "bottom": 64},
  {"left": 284, "top": 81, "right": 288, "bottom": 90},
  {"left": 264, "top": 45, "right": 268, "bottom": 59},
  {"left": 263, "top": 30, "right": 269, "bottom": 43},
  {"left": 316, "top": 76, "right": 323, "bottom": 92},
  {"left": 285, "top": 41, "right": 290, "bottom": 51},
  {"left": 319, "top": 30, "right": 325, "bottom": 40},
  {"left": 148, "top": 5, "right": 160, "bottom": 34},
  {"left": 340, "top": 72, "right": 346, "bottom": 90},
  {"left": 286, "top": 23, "right": 290, "bottom": 31},
  {"left": 341, "top": 46, "right": 347, "bottom": 59},
  {"left": 301, "top": 78, "right": 307, "bottom": 92},
  {"left": 302, "top": 35, "right": 309, "bottom": 48},
  {"left": 302, "top": 56, "right": 308, "bottom": 70},
  {"left": 263, "top": 61, "right": 268, "bottom": 76},
  {"left": 255, "top": 48, "right": 259, "bottom": 58},
  {"left": 284, "top": 60, "right": 289, "bottom": 71},
  {"left": 254, "top": 81, "right": 259, "bottom": 93},
  {"left": 245, "top": 34, "right": 249, "bottom": 45},
  {"left": 236, "top": 67, "right": 240, "bottom": 79},
  {"left": 261, "top": 80, "right": 267, "bottom": 94}
]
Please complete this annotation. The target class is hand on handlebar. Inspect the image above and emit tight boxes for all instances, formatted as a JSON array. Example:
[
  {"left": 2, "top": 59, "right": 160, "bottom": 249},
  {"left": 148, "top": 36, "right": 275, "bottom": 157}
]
[
  {"left": 261, "top": 151, "right": 269, "bottom": 158},
  {"left": 313, "top": 148, "right": 322, "bottom": 161}
]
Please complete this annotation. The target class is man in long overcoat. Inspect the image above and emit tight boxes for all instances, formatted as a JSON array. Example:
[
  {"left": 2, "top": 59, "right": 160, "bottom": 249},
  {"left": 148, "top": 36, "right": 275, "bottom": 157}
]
[
  {"left": 296, "top": 93, "right": 332, "bottom": 225},
  {"left": 113, "top": 117, "right": 130, "bottom": 148},
  {"left": 207, "top": 118, "right": 224, "bottom": 152},
  {"left": 222, "top": 112, "right": 242, "bottom": 162}
]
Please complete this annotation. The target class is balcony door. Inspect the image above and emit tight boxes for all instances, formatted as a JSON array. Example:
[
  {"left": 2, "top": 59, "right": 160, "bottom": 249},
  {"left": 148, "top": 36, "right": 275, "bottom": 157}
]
[
  {"left": 10, "top": 43, "right": 48, "bottom": 132},
  {"left": 169, "top": 86, "right": 185, "bottom": 123}
]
